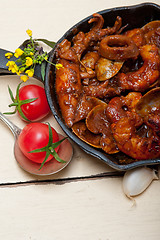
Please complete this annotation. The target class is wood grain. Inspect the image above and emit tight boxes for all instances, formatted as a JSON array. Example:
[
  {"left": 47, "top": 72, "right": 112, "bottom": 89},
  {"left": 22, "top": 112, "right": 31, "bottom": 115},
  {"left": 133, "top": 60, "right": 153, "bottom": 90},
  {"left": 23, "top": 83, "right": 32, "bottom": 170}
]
[{"left": 0, "top": 1, "right": 160, "bottom": 239}]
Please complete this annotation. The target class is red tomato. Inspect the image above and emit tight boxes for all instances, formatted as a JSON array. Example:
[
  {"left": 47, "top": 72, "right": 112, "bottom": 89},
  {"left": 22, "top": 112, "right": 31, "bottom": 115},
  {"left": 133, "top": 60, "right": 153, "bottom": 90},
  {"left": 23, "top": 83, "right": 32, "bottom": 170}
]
[
  {"left": 18, "top": 123, "right": 60, "bottom": 163},
  {"left": 18, "top": 84, "right": 50, "bottom": 121}
]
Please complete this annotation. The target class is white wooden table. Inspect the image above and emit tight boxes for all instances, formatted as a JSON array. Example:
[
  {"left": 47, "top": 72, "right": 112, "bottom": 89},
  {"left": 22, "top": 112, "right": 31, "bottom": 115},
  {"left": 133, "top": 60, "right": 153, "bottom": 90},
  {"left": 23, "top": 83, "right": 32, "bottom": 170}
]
[{"left": 0, "top": 1, "right": 160, "bottom": 239}]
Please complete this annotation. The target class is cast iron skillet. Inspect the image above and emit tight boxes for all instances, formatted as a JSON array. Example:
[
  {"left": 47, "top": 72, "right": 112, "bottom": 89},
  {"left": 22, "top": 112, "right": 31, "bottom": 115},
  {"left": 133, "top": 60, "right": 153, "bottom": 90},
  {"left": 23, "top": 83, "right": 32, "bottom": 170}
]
[{"left": 0, "top": 2, "right": 160, "bottom": 171}]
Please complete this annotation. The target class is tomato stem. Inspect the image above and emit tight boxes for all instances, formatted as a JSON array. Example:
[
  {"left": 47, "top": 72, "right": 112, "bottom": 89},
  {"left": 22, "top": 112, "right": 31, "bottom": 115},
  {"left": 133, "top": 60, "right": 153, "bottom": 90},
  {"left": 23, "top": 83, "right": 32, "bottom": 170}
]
[
  {"left": 29, "top": 123, "right": 67, "bottom": 170},
  {"left": 3, "top": 82, "right": 38, "bottom": 122}
]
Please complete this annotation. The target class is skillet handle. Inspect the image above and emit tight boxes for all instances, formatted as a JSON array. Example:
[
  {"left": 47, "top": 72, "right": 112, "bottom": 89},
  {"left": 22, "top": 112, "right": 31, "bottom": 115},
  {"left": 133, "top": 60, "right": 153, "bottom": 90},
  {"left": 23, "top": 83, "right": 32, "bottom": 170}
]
[{"left": 0, "top": 48, "right": 43, "bottom": 82}]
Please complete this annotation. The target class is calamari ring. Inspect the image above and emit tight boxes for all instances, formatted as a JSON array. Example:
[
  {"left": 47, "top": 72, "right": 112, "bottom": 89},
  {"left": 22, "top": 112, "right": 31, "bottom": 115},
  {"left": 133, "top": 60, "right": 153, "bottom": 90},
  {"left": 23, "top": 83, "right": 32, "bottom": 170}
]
[
  {"left": 99, "top": 35, "right": 139, "bottom": 60},
  {"left": 118, "top": 45, "right": 160, "bottom": 92}
]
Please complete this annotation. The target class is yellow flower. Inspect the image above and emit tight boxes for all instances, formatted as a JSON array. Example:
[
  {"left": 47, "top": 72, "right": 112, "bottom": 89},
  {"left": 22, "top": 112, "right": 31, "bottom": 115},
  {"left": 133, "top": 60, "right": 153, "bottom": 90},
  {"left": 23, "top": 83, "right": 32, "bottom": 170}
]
[
  {"left": 6, "top": 61, "right": 14, "bottom": 69},
  {"left": 6, "top": 61, "right": 21, "bottom": 75},
  {"left": 5, "top": 52, "right": 13, "bottom": 59},
  {"left": 20, "top": 75, "right": 29, "bottom": 82},
  {"left": 55, "top": 63, "right": 64, "bottom": 70},
  {"left": 14, "top": 48, "right": 24, "bottom": 58},
  {"left": 26, "top": 69, "right": 34, "bottom": 77},
  {"left": 6, "top": 61, "right": 16, "bottom": 71},
  {"left": 11, "top": 64, "right": 19, "bottom": 74},
  {"left": 26, "top": 29, "right": 32, "bottom": 37},
  {"left": 26, "top": 57, "right": 33, "bottom": 67}
]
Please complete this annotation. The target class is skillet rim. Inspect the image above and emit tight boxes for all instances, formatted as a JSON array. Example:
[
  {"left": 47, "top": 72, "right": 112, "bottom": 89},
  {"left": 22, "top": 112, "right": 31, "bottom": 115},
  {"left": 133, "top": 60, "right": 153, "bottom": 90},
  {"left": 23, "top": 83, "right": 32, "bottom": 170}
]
[{"left": 45, "top": 2, "right": 160, "bottom": 171}]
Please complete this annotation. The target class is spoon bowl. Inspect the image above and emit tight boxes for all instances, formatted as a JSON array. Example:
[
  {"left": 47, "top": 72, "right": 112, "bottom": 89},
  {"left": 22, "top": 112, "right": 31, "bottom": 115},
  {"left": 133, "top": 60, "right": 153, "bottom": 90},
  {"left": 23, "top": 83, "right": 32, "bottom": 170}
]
[{"left": 0, "top": 112, "right": 73, "bottom": 176}]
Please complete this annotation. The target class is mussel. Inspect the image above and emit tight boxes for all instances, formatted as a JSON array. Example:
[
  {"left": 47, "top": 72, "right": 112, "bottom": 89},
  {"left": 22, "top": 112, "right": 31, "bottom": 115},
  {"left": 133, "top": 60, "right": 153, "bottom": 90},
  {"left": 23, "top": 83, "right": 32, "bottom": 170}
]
[
  {"left": 86, "top": 104, "right": 118, "bottom": 154},
  {"left": 141, "top": 20, "right": 160, "bottom": 48},
  {"left": 95, "top": 57, "right": 124, "bottom": 81},
  {"left": 72, "top": 121, "right": 101, "bottom": 148},
  {"left": 135, "top": 87, "right": 160, "bottom": 117}
]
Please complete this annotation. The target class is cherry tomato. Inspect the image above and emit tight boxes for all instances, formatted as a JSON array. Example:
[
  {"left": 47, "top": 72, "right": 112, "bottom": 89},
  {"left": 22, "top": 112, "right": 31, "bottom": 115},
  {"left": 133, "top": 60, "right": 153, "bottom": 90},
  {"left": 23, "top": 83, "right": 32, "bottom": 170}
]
[
  {"left": 18, "top": 84, "right": 50, "bottom": 121},
  {"left": 18, "top": 122, "right": 60, "bottom": 163}
]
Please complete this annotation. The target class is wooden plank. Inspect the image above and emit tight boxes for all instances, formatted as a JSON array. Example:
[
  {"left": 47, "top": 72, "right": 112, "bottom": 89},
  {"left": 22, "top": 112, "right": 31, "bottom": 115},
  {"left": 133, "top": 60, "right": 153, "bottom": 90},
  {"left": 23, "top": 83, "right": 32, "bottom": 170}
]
[{"left": 0, "top": 177, "right": 160, "bottom": 240}]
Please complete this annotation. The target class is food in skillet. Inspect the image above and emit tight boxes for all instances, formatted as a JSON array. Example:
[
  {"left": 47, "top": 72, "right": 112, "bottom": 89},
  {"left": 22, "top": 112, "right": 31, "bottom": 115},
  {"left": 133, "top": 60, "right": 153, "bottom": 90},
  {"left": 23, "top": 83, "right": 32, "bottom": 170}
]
[{"left": 55, "top": 13, "right": 160, "bottom": 163}]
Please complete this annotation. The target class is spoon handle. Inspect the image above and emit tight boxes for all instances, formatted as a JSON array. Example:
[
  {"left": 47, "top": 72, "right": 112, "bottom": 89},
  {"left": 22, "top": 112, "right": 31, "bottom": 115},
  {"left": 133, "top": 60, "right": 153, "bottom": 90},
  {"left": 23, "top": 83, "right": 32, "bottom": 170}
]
[{"left": 0, "top": 112, "right": 21, "bottom": 138}]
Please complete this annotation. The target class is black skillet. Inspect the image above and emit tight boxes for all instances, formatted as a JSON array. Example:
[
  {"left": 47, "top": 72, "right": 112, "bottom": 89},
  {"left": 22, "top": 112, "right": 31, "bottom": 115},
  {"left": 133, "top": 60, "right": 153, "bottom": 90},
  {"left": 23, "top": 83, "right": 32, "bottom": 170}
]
[{"left": 1, "top": 2, "right": 160, "bottom": 171}]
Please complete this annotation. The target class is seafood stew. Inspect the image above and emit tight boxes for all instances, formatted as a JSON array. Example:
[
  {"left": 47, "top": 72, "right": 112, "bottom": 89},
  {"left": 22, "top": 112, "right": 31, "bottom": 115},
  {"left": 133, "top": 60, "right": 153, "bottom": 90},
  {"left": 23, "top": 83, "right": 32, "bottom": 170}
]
[{"left": 45, "top": 3, "right": 160, "bottom": 171}]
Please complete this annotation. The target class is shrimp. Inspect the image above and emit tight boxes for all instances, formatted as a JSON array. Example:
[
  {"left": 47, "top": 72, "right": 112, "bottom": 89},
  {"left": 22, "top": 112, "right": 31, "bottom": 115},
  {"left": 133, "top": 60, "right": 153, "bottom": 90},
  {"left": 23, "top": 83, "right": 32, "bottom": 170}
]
[
  {"left": 110, "top": 91, "right": 160, "bottom": 160},
  {"left": 84, "top": 92, "right": 143, "bottom": 154},
  {"left": 106, "top": 92, "right": 143, "bottom": 124},
  {"left": 124, "top": 28, "right": 145, "bottom": 47},
  {"left": 118, "top": 45, "right": 160, "bottom": 92},
  {"left": 146, "top": 113, "right": 160, "bottom": 137},
  {"left": 111, "top": 116, "right": 160, "bottom": 160},
  {"left": 87, "top": 92, "right": 143, "bottom": 154}
]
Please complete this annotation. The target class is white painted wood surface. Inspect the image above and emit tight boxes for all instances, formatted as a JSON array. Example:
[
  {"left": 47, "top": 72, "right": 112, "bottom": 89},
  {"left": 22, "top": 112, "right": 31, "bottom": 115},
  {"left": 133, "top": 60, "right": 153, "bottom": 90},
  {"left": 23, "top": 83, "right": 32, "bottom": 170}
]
[{"left": 0, "top": 0, "right": 160, "bottom": 239}]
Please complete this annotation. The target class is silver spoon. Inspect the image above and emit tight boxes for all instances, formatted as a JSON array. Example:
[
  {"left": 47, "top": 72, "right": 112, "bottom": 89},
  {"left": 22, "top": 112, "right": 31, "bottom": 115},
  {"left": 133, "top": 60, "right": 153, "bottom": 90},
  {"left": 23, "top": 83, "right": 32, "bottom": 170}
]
[{"left": 0, "top": 112, "right": 73, "bottom": 176}]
